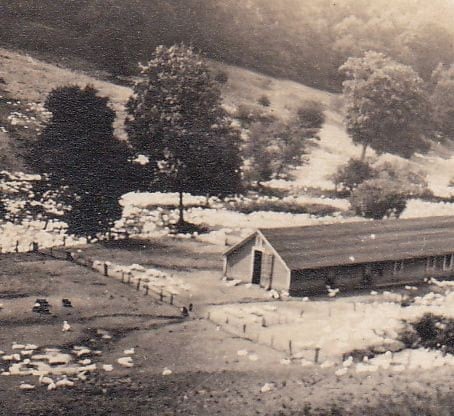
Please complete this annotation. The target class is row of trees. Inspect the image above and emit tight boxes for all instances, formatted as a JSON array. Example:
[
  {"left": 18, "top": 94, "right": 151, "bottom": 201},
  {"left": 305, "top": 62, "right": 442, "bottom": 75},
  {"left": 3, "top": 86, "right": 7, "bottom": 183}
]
[
  {"left": 19, "top": 45, "right": 326, "bottom": 238},
  {"left": 25, "top": 46, "right": 245, "bottom": 237}
]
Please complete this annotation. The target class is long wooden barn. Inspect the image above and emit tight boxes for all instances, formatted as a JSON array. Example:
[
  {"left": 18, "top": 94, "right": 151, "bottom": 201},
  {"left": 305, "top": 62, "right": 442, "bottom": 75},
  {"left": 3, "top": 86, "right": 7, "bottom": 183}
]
[{"left": 223, "top": 216, "right": 454, "bottom": 295}]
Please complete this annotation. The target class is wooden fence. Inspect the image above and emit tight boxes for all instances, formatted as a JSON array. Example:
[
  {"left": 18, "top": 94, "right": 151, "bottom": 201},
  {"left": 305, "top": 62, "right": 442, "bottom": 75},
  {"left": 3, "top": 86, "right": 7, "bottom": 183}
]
[{"left": 32, "top": 243, "right": 190, "bottom": 311}]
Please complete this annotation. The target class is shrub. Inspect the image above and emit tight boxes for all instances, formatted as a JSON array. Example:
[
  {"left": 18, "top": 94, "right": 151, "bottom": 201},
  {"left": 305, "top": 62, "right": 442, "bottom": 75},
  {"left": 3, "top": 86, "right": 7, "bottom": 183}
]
[
  {"left": 350, "top": 178, "right": 407, "bottom": 219},
  {"left": 333, "top": 159, "right": 431, "bottom": 199},
  {"left": 331, "top": 158, "right": 376, "bottom": 194},
  {"left": 229, "top": 198, "right": 339, "bottom": 216},
  {"left": 257, "top": 94, "right": 271, "bottom": 107},
  {"left": 414, "top": 313, "right": 439, "bottom": 342},
  {"left": 234, "top": 104, "right": 274, "bottom": 127},
  {"left": 296, "top": 100, "right": 326, "bottom": 131},
  {"left": 374, "top": 161, "right": 432, "bottom": 199},
  {"left": 214, "top": 70, "right": 228, "bottom": 84},
  {"left": 399, "top": 313, "right": 454, "bottom": 355}
]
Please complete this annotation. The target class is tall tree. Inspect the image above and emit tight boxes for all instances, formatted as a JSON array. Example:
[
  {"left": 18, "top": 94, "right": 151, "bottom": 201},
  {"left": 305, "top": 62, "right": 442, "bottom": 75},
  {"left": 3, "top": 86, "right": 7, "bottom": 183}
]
[
  {"left": 27, "top": 85, "right": 132, "bottom": 238},
  {"left": 340, "top": 51, "right": 434, "bottom": 159},
  {"left": 430, "top": 63, "right": 454, "bottom": 140},
  {"left": 125, "top": 44, "right": 242, "bottom": 226}
]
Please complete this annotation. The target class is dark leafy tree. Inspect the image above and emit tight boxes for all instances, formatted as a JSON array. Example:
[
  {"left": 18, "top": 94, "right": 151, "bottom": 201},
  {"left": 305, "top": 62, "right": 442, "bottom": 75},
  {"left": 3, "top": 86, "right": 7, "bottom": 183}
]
[
  {"left": 126, "top": 45, "right": 242, "bottom": 226},
  {"left": 340, "top": 51, "right": 434, "bottom": 159},
  {"left": 27, "top": 85, "right": 133, "bottom": 238}
]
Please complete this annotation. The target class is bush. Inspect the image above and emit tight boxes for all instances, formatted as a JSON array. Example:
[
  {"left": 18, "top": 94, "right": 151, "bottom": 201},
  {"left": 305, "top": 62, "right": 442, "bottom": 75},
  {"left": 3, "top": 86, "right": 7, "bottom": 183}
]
[
  {"left": 332, "top": 159, "right": 431, "bottom": 199},
  {"left": 374, "top": 161, "right": 432, "bottom": 199},
  {"left": 408, "top": 313, "right": 454, "bottom": 353},
  {"left": 234, "top": 104, "right": 274, "bottom": 127},
  {"left": 332, "top": 158, "right": 376, "bottom": 194},
  {"left": 296, "top": 100, "right": 325, "bottom": 131},
  {"left": 414, "top": 313, "right": 439, "bottom": 342},
  {"left": 350, "top": 178, "right": 407, "bottom": 219},
  {"left": 214, "top": 70, "right": 228, "bottom": 84},
  {"left": 229, "top": 198, "right": 339, "bottom": 216},
  {"left": 257, "top": 94, "right": 271, "bottom": 107}
]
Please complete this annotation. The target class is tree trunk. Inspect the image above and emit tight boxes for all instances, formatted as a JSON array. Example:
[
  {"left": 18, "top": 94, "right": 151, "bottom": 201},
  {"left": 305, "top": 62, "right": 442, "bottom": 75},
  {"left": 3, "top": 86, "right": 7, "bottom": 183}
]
[
  {"left": 360, "top": 143, "right": 368, "bottom": 161},
  {"left": 178, "top": 190, "right": 184, "bottom": 225}
]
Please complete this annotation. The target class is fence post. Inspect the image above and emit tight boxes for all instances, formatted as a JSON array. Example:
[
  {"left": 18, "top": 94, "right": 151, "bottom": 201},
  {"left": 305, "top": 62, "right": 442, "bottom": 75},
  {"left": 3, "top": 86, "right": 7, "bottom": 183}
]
[
  {"left": 144, "top": 285, "right": 149, "bottom": 296},
  {"left": 15, "top": 240, "right": 19, "bottom": 253},
  {"left": 243, "top": 324, "right": 246, "bottom": 334},
  {"left": 63, "top": 236, "right": 66, "bottom": 247},
  {"left": 170, "top": 294, "right": 174, "bottom": 305},
  {"left": 314, "top": 347, "right": 321, "bottom": 363},
  {"left": 104, "top": 263, "right": 109, "bottom": 277},
  {"left": 121, "top": 272, "right": 125, "bottom": 283},
  {"left": 32, "top": 242, "right": 38, "bottom": 253},
  {"left": 136, "top": 278, "right": 141, "bottom": 291},
  {"left": 159, "top": 289, "right": 164, "bottom": 302},
  {"left": 288, "top": 340, "right": 293, "bottom": 356}
]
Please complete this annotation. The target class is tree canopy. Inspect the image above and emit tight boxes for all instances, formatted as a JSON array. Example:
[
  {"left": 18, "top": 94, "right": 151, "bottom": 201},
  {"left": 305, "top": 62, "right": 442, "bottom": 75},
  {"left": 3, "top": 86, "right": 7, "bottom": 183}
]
[
  {"left": 27, "top": 85, "right": 133, "bottom": 238},
  {"left": 341, "top": 51, "right": 434, "bottom": 159},
  {"left": 126, "top": 44, "right": 242, "bottom": 224}
]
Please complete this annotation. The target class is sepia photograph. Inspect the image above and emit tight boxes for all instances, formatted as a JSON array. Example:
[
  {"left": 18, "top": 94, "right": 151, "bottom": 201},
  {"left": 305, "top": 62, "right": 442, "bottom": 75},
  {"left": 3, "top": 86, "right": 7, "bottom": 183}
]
[{"left": 0, "top": 1, "right": 453, "bottom": 414}]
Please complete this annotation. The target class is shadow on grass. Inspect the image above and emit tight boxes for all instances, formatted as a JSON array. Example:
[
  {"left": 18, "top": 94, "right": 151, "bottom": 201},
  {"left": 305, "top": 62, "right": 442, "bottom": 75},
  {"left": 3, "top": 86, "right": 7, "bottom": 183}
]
[{"left": 100, "top": 239, "right": 166, "bottom": 251}]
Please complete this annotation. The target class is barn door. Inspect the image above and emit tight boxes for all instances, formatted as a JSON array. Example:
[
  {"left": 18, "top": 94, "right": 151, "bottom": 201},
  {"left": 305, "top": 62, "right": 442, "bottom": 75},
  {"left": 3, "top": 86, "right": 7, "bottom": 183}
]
[
  {"left": 260, "top": 254, "right": 274, "bottom": 289},
  {"left": 252, "top": 250, "right": 262, "bottom": 284}
]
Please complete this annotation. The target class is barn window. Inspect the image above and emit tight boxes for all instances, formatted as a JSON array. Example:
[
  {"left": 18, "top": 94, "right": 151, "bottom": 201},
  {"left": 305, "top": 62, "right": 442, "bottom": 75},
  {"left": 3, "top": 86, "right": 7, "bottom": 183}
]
[
  {"left": 393, "top": 260, "right": 404, "bottom": 275},
  {"left": 443, "top": 254, "right": 454, "bottom": 271},
  {"left": 325, "top": 269, "right": 336, "bottom": 287},
  {"left": 426, "top": 256, "right": 436, "bottom": 271}
]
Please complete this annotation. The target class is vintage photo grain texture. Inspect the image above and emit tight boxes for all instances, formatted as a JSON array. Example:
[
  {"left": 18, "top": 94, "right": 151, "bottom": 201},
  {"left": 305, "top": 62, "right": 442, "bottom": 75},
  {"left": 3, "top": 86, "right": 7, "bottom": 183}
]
[{"left": 0, "top": 1, "right": 453, "bottom": 415}]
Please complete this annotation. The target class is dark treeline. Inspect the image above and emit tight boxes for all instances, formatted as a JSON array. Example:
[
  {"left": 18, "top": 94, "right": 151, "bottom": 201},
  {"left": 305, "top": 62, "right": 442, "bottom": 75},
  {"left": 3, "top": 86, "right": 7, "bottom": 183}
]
[{"left": 1, "top": 0, "right": 454, "bottom": 90}]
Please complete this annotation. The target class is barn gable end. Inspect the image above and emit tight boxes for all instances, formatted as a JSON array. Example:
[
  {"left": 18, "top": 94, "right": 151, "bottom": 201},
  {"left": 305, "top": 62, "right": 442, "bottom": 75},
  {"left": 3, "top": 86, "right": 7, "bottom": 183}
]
[{"left": 224, "top": 231, "right": 291, "bottom": 290}]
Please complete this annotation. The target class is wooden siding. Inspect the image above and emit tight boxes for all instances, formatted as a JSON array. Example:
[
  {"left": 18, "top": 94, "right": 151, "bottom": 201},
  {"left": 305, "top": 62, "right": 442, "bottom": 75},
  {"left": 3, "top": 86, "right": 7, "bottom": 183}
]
[
  {"left": 225, "top": 232, "right": 290, "bottom": 289},
  {"left": 289, "top": 254, "right": 454, "bottom": 295},
  {"left": 260, "top": 216, "right": 454, "bottom": 270},
  {"left": 224, "top": 236, "right": 256, "bottom": 280}
]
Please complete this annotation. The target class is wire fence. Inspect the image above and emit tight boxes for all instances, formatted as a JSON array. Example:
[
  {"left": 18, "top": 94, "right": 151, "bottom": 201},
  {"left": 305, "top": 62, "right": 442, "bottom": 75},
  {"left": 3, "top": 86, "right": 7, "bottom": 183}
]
[
  {"left": 206, "top": 307, "right": 327, "bottom": 363},
  {"left": 28, "top": 243, "right": 192, "bottom": 311}
]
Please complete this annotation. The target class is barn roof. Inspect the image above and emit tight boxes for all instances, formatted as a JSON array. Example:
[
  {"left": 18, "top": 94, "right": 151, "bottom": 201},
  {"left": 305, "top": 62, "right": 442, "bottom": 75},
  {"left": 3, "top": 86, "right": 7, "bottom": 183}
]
[{"left": 258, "top": 216, "right": 454, "bottom": 271}]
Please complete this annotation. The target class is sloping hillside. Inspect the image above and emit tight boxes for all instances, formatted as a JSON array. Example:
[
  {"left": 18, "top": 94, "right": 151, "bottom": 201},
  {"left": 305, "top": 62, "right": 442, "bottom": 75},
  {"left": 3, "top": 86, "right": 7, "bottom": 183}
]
[
  {"left": 0, "top": 48, "right": 453, "bottom": 196},
  {"left": 2, "top": 0, "right": 454, "bottom": 91}
]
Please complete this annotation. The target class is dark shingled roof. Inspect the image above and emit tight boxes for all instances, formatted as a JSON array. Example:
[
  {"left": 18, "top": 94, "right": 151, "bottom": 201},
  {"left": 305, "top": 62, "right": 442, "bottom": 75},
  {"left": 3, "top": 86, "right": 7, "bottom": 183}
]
[{"left": 258, "top": 216, "right": 454, "bottom": 270}]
